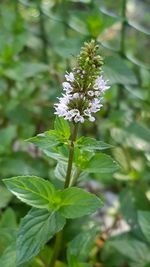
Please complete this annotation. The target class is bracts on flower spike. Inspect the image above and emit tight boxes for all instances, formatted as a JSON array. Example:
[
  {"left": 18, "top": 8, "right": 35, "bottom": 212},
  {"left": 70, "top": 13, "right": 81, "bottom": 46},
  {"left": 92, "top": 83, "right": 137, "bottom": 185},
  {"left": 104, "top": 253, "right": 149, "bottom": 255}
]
[{"left": 54, "top": 40, "right": 110, "bottom": 123}]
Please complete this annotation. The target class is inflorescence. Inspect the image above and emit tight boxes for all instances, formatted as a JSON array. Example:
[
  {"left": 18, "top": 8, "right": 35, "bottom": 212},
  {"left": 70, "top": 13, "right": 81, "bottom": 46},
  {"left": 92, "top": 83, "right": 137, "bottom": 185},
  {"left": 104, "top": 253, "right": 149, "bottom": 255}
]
[{"left": 54, "top": 40, "right": 110, "bottom": 123}]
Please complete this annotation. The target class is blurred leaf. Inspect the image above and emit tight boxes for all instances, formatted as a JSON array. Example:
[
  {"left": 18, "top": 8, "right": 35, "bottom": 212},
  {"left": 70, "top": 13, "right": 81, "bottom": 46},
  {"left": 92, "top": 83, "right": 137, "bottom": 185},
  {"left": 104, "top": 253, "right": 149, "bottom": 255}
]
[
  {"left": 126, "top": 122, "right": 150, "bottom": 144},
  {"left": 0, "top": 126, "right": 16, "bottom": 154},
  {"left": 103, "top": 56, "right": 137, "bottom": 85},
  {"left": 0, "top": 153, "right": 49, "bottom": 177},
  {"left": 68, "top": 255, "right": 91, "bottom": 267},
  {"left": 138, "top": 211, "right": 150, "bottom": 243},
  {"left": 0, "top": 208, "right": 17, "bottom": 229},
  {"left": 99, "top": 6, "right": 122, "bottom": 20},
  {"left": 0, "top": 228, "right": 16, "bottom": 255},
  {"left": 69, "top": 14, "right": 88, "bottom": 35},
  {"left": 70, "top": 0, "right": 91, "bottom": 3},
  {"left": 128, "top": 20, "right": 150, "bottom": 35},
  {"left": 111, "top": 125, "right": 150, "bottom": 152},
  {"left": 4, "top": 63, "right": 48, "bottom": 81},
  {"left": 67, "top": 229, "right": 97, "bottom": 262},
  {"left": 125, "top": 85, "right": 147, "bottom": 100},
  {"left": 109, "top": 234, "right": 150, "bottom": 265},
  {"left": 0, "top": 242, "right": 16, "bottom": 267},
  {"left": 0, "top": 186, "right": 12, "bottom": 208}
]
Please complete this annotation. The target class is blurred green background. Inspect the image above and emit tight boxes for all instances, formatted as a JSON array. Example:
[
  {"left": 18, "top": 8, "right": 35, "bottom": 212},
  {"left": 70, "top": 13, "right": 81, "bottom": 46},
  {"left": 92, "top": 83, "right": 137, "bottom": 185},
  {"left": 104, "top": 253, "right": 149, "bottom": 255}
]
[{"left": 0, "top": 0, "right": 150, "bottom": 266}]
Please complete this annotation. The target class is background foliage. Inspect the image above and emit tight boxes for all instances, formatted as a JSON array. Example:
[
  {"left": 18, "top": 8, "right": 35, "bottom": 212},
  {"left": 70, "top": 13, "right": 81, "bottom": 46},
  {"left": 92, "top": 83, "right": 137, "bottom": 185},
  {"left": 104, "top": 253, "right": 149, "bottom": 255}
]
[{"left": 0, "top": 0, "right": 150, "bottom": 266}]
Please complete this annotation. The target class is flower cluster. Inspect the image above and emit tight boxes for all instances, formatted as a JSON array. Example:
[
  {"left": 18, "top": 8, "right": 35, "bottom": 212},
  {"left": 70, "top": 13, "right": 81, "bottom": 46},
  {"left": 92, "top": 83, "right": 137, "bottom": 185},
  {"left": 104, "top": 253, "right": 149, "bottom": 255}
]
[{"left": 54, "top": 40, "right": 110, "bottom": 123}]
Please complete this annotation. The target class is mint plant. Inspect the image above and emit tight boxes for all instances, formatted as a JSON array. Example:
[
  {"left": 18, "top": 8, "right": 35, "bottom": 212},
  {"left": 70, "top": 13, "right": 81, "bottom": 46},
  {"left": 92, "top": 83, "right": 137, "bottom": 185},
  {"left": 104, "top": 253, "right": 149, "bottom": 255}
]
[{"left": 3, "top": 40, "right": 119, "bottom": 267}]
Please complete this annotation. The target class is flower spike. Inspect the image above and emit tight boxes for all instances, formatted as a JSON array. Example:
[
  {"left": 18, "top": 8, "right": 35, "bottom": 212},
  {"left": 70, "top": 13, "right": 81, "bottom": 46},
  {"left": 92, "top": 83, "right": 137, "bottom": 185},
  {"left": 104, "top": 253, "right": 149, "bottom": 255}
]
[{"left": 54, "top": 40, "right": 110, "bottom": 123}]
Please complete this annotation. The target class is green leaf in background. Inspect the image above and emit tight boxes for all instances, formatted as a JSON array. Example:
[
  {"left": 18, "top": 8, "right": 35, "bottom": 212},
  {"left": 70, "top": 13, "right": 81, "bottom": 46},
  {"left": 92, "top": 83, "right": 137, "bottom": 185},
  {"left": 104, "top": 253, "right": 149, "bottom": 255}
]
[
  {"left": 83, "top": 153, "right": 119, "bottom": 173},
  {"left": 76, "top": 137, "right": 113, "bottom": 152},
  {"left": 67, "top": 229, "right": 97, "bottom": 263},
  {"left": 126, "top": 122, "right": 150, "bottom": 144},
  {"left": 0, "top": 228, "right": 16, "bottom": 256},
  {"left": 0, "top": 186, "right": 12, "bottom": 209},
  {"left": 0, "top": 208, "right": 17, "bottom": 229},
  {"left": 0, "top": 125, "right": 16, "bottom": 154},
  {"left": 138, "top": 211, "right": 150, "bottom": 243},
  {"left": 0, "top": 154, "right": 49, "bottom": 178},
  {"left": 103, "top": 55, "right": 137, "bottom": 85},
  {"left": 68, "top": 255, "right": 91, "bottom": 267},
  {"left": 111, "top": 122, "right": 150, "bottom": 152},
  {"left": 109, "top": 234, "right": 150, "bottom": 265},
  {"left": 4, "top": 62, "right": 48, "bottom": 81},
  {"left": 16, "top": 208, "right": 66, "bottom": 265},
  {"left": 54, "top": 117, "right": 70, "bottom": 139},
  {"left": 0, "top": 242, "right": 16, "bottom": 267},
  {"left": 58, "top": 187, "right": 103, "bottom": 218},
  {"left": 3, "top": 176, "right": 55, "bottom": 209}
]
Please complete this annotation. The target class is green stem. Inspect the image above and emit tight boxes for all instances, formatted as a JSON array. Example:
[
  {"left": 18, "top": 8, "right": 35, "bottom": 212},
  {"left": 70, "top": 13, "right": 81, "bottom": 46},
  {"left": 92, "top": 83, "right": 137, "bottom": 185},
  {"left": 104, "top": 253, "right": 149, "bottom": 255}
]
[
  {"left": 120, "top": 0, "right": 127, "bottom": 57},
  {"left": 64, "top": 123, "right": 79, "bottom": 188},
  {"left": 49, "top": 123, "right": 79, "bottom": 267},
  {"left": 37, "top": 0, "right": 49, "bottom": 63},
  {"left": 49, "top": 231, "right": 62, "bottom": 267},
  {"left": 117, "top": 0, "right": 127, "bottom": 108}
]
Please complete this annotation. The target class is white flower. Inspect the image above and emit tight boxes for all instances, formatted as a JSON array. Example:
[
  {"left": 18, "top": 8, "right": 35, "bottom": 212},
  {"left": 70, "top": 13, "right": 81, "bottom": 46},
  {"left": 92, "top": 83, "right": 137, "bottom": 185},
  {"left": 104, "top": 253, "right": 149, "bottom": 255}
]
[
  {"left": 94, "top": 75, "right": 110, "bottom": 92},
  {"left": 54, "top": 104, "right": 68, "bottom": 117},
  {"left": 90, "top": 98, "right": 103, "bottom": 113},
  {"left": 88, "top": 90, "right": 94, "bottom": 96},
  {"left": 73, "top": 93, "right": 79, "bottom": 99},
  {"left": 65, "top": 72, "right": 74, "bottom": 82},
  {"left": 94, "top": 90, "right": 101, "bottom": 97},
  {"left": 89, "top": 116, "right": 95, "bottom": 122},
  {"left": 64, "top": 110, "right": 74, "bottom": 121},
  {"left": 84, "top": 109, "right": 91, "bottom": 116},
  {"left": 74, "top": 115, "right": 84, "bottom": 123},
  {"left": 62, "top": 82, "right": 73, "bottom": 92},
  {"left": 58, "top": 94, "right": 71, "bottom": 105}
]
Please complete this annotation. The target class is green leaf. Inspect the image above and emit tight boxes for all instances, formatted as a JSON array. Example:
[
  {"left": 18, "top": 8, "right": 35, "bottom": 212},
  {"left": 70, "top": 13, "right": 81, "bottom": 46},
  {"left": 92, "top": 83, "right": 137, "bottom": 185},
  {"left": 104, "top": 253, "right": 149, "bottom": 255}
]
[
  {"left": 0, "top": 186, "right": 12, "bottom": 208},
  {"left": 83, "top": 153, "right": 119, "bottom": 173},
  {"left": 127, "top": 20, "right": 150, "bottom": 36},
  {"left": 109, "top": 234, "right": 150, "bottom": 264},
  {"left": 0, "top": 125, "right": 16, "bottom": 154},
  {"left": 111, "top": 123, "right": 150, "bottom": 152},
  {"left": 76, "top": 137, "right": 113, "bottom": 152},
  {"left": 3, "top": 176, "right": 55, "bottom": 209},
  {"left": 69, "top": 14, "right": 88, "bottom": 35},
  {"left": 67, "top": 229, "right": 97, "bottom": 262},
  {"left": 68, "top": 255, "right": 91, "bottom": 267},
  {"left": 27, "top": 130, "right": 61, "bottom": 151},
  {"left": 138, "top": 211, "right": 150, "bottom": 243},
  {"left": 54, "top": 117, "right": 70, "bottom": 139},
  {"left": 103, "top": 55, "right": 137, "bottom": 85},
  {"left": 58, "top": 187, "right": 103, "bottom": 218},
  {"left": 54, "top": 162, "right": 68, "bottom": 181},
  {"left": 54, "top": 162, "right": 77, "bottom": 182},
  {"left": 127, "top": 122, "right": 150, "bottom": 144},
  {"left": 0, "top": 208, "right": 17, "bottom": 229},
  {"left": 0, "top": 228, "right": 16, "bottom": 255},
  {"left": 16, "top": 208, "right": 66, "bottom": 265},
  {"left": 4, "top": 62, "right": 48, "bottom": 81},
  {"left": 0, "top": 242, "right": 16, "bottom": 267}
]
